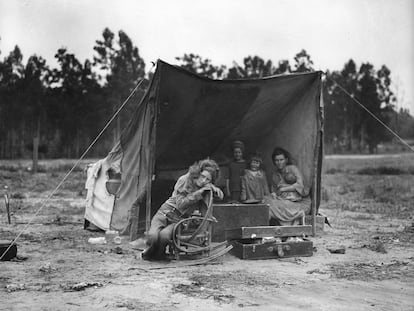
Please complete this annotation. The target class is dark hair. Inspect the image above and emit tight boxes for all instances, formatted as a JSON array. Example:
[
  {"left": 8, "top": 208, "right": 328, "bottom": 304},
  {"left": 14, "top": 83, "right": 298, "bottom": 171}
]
[
  {"left": 271, "top": 147, "right": 293, "bottom": 165},
  {"left": 230, "top": 140, "right": 245, "bottom": 154},
  {"left": 188, "top": 158, "right": 220, "bottom": 184},
  {"left": 249, "top": 151, "right": 263, "bottom": 164}
]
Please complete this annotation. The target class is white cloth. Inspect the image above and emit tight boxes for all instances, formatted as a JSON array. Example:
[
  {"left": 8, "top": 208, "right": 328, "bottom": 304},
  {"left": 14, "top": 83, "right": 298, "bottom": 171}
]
[{"left": 84, "top": 158, "right": 116, "bottom": 230}]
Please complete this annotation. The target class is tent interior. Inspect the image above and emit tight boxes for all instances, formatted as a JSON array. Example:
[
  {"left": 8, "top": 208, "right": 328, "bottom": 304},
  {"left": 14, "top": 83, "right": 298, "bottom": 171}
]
[{"left": 84, "top": 60, "right": 324, "bottom": 237}]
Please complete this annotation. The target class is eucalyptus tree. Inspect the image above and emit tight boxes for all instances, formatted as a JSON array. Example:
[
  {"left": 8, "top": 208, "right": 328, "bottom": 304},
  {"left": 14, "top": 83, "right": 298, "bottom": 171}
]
[
  {"left": 226, "top": 55, "right": 275, "bottom": 79},
  {"left": 0, "top": 46, "right": 24, "bottom": 158},
  {"left": 292, "top": 49, "right": 314, "bottom": 73},
  {"left": 175, "top": 53, "right": 226, "bottom": 79},
  {"left": 93, "top": 28, "right": 146, "bottom": 143},
  {"left": 20, "top": 55, "right": 51, "bottom": 167},
  {"left": 52, "top": 48, "right": 93, "bottom": 157}
]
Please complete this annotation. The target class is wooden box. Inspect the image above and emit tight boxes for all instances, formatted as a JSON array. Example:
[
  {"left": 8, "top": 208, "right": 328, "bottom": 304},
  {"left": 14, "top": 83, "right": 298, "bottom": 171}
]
[
  {"left": 225, "top": 225, "right": 312, "bottom": 240},
  {"left": 305, "top": 215, "right": 326, "bottom": 232},
  {"left": 211, "top": 204, "right": 269, "bottom": 242},
  {"left": 225, "top": 225, "right": 313, "bottom": 260},
  {"left": 230, "top": 239, "right": 313, "bottom": 260}
]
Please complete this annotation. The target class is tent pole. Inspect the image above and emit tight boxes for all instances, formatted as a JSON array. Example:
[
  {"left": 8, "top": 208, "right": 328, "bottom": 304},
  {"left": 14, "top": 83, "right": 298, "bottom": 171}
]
[
  {"left": 145, "top": 67, "right": 160, "bottom": 234},
  {"left": 312, "top": 74, "right": 324, "bottom": 236},
  {"left": 145, "top": 179, "right": 152, "bottom": 234},
  {"left": 145, "top": 110, "right": 156, "bottom": 234},
  {"left": 312, "top": 171, "right": 317, "bottom": 236}
]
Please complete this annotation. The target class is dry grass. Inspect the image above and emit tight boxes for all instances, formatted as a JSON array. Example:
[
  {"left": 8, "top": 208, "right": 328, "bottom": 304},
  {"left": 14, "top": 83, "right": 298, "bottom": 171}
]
[
  {"left": 1, "top": 155, "right": 413, "bottom": 220},
  {"left": 323, "top": 153, "right": 414, "bottom": 174},
  {"left": 0, "top": 159, "right": 99, "bottom": 172},
  {"left": 321, "top": 154, "right": 414, "bottom": 218}
]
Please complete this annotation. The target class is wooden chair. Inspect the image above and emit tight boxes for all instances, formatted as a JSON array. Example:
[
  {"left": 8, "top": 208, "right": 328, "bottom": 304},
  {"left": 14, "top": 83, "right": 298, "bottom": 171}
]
[{"left": 170, "top": 215, "right": 215, "bottom": 260}]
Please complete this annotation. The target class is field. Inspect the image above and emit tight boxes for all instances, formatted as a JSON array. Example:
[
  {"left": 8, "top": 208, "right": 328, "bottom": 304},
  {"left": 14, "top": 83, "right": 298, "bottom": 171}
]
[{"left": 1, "top": 154, "right": 414, "bottom": 311}]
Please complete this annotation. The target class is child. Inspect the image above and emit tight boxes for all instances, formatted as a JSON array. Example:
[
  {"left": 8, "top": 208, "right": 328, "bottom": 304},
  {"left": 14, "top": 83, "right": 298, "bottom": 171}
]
[
  {"left": 240, "top": 153, "right": 269, "bottom": 203},
  {"left": 226, "top": 140, "right": 247, "bottom": 202}
]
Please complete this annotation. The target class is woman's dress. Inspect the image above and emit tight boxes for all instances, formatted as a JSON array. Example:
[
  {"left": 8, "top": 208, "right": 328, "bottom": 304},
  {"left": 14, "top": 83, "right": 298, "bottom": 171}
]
[{"left": 264, "top": 165, "right": 311, "bottom": 225}]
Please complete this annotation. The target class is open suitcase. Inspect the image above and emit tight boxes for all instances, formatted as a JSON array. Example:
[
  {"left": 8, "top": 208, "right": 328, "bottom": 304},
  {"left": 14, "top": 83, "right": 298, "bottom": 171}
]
[{"left": 225, "top": 225, "right": 313, "bottom": 260}]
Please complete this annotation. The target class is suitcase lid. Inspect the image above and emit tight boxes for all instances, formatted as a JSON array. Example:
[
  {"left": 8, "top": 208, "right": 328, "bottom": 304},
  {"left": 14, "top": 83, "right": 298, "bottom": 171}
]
[{"left": 225, "top": 225, "right": 312, "bottom": 240}]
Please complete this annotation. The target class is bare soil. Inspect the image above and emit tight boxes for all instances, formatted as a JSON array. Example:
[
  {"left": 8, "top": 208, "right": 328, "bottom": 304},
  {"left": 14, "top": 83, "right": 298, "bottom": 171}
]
[{"left": 1, "top": 161, "right": 414, "bottom": 311}]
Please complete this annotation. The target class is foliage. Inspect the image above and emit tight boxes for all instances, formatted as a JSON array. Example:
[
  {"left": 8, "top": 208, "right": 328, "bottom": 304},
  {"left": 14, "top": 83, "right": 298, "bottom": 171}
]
[
  {"left": 52, "top": 48, "right": 102, "bottom": 157},
  {"left": 226, "top": 55, "right": 275, "bottom": 79},
  {"left": 0, "top": 33, "right": 412, "bottom": 159},
  {"left": 175, "top": 53, "right": 226, "bottom": 79},
  {"left": 292, "top": 49, "right": 314, "bottom": 72},
  {"left": 324, "top": 61, "right": 397, "bottom": 153},
  {"left": 0, "top": 46, "right": 25, "bottom": 158},
  {"left": 93, "top": 28, "right": 147, "bottom": 144},
  {"left": 387, "top": 108, "right": 414, "bottom": 138}
]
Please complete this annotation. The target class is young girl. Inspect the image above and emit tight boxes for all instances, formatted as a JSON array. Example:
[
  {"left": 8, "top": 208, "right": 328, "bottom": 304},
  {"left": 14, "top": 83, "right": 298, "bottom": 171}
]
[
  {"left": 240, "top": 153, "right": 269, "bottom": 203},
  {"left": 226, "top": 140, "right": 247, "bottom": 202},
  {"left": 142, "top": 159, "right": 223, "bottom": 261}
]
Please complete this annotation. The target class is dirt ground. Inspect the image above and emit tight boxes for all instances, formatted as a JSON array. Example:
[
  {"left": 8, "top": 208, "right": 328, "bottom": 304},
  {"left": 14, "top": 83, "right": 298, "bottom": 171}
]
[{"left": 1, "top": 156, "right": 414, "bottom": 311}]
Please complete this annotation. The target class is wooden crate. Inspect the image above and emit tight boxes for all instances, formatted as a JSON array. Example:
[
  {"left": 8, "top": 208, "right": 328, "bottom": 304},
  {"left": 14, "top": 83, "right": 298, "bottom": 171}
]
[
  {"left": 305, "top": 215, "right": 326, "bottom": 232},
  {"left": 212, "top": 204, "right": 269, "bottom": 242}
]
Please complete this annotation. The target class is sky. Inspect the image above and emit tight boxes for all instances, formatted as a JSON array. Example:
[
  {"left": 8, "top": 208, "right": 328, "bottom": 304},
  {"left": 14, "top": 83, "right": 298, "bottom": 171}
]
[{"left": 0, "top": 0, "right": 413, "bottom": 112}]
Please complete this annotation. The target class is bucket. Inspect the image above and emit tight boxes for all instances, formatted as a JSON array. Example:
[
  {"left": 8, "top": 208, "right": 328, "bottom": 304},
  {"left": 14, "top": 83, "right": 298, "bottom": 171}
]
[
  {"left": 106, "top": 179, "right": 121, "bottom": 195},
  {"left": 0, "top": 240, "right": 17, "bottom": 261}
]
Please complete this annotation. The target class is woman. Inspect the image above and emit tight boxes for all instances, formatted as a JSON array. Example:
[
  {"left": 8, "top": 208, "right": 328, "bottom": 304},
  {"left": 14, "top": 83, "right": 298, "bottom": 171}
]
[
  {"left": 264, "top": 147, "right": 311, "bottom": 225},
  {"left": 142, "top": 159, "right": 224, "bottom": 261}
]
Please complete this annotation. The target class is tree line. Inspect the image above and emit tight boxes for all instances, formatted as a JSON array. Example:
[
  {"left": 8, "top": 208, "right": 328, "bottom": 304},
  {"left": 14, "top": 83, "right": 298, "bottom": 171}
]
[{"left": 0, "top": 28, "right": 413, "bottom": 159}]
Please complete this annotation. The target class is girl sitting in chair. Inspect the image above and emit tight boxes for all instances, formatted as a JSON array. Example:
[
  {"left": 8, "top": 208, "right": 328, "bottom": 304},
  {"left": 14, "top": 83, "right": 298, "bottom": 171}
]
[{"left": 142, "top": 159, "right": 223, "bottom": 261}]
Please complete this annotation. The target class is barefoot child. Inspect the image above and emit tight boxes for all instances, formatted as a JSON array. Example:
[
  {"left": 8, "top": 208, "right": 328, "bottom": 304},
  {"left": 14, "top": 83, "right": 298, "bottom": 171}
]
[
  {"left": 226, "top": 140, "right": 247, "bottom": 202},
  {"left": 240, "top": 153, "right": 269, "bottom": 203}
]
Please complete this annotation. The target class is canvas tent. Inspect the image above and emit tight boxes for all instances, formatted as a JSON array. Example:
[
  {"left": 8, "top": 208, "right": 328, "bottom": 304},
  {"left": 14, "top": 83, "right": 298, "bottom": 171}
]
[{"left": 84, "top": 60, "right": 324, "bottom": 237}]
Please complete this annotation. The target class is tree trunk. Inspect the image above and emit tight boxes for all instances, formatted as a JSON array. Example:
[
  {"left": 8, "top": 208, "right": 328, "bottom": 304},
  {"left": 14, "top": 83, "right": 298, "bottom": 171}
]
[
  {"left": 76, "top": 128, "right": 80, "bottom": 158},
  {"left": 32, "top": 117, "right": 40, "bottom": 174},
  {"left": 10, "top": 129, "right": 15, "bottom": 159},
  {"left": 20, "top": 121, "right": 25, "bottom": 157},
  {"left": 32, "top": 136, "right": 39, "bottom": 173}
]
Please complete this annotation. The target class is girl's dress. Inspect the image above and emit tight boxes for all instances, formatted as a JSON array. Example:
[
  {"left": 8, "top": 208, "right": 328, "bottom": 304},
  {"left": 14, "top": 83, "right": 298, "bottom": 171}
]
[
  {"left": 240, "top": 169, "right": 269, "bottom": 203},
  {"left": 227, "top": 160, "right": 246, "bottom": 201}
]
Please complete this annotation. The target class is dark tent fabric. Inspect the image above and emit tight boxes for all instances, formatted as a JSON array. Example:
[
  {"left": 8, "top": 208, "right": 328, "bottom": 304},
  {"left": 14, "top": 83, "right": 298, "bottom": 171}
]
[{"left": 84, "top": 60, "right": 323, "bottom": 233}]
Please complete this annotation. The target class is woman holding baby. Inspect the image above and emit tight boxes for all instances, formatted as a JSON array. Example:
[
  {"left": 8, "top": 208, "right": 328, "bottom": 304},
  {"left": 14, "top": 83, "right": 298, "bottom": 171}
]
[{"left": 264, "top": 147, "right": 311, "bottom": 225}]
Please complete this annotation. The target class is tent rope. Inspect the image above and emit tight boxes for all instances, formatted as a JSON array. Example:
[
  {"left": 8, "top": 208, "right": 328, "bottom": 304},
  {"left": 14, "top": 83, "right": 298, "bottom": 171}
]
[
  {"left": 0, "top": 63, "right": 155, "bottom": 261},
  {"left": 326, "top": 76, "right": 414, "bottom": 153}
]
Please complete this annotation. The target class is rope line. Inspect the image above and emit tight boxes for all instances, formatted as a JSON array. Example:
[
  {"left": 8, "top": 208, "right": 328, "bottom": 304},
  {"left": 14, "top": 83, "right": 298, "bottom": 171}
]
[
  {"left": 1, "top": 64, "right": 155, "bottom": 260},
  {"left": 327, "top": 76, "right": 414, "bottom": 153}
]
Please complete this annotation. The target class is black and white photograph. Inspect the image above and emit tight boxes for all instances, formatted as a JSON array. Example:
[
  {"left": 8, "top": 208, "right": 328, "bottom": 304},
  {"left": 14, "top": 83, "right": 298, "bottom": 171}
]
[{"left": 1, "top": 0, "right": 413, "bottom": 310}]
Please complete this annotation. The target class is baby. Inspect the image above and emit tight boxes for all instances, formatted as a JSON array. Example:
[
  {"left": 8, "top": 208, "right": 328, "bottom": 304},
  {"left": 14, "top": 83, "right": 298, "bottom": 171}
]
[{"left": 277, "top": 172, "right": 302, "bottom": 201}]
